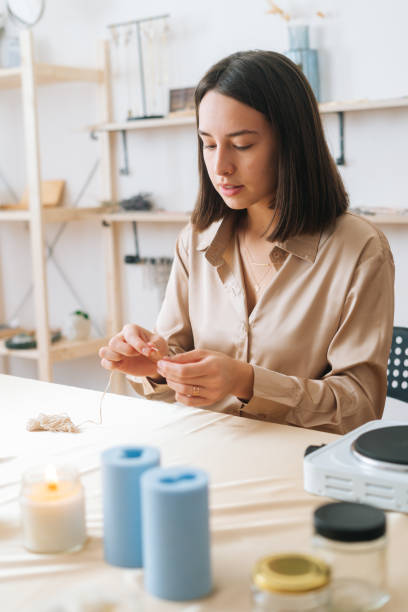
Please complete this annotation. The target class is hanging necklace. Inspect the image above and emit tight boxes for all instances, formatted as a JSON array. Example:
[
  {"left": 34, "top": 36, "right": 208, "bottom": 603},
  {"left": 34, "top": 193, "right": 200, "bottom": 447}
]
[
  {"left": 244, "top": 230, "right": 273, "bottom": 266},
  {"left": 240, "top": 230, "right": 274, "bottom": 293}
]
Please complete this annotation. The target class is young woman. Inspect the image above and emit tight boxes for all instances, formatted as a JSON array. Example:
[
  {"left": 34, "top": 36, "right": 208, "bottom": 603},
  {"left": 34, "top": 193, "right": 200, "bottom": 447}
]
[{"left": 99, "top": 50, "right": 394, "bottom": 434}]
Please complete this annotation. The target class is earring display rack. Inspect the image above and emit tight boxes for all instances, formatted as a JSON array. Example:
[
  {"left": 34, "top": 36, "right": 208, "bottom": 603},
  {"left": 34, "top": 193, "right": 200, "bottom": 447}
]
[{"left": 107, "top": 13, "right": 170, "bottom": 121}]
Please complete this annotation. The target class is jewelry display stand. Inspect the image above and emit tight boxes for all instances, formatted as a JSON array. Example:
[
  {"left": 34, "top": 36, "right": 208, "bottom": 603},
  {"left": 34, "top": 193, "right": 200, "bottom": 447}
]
[{"left": 108, "top": 14, "right": 169, "bottom": 121}]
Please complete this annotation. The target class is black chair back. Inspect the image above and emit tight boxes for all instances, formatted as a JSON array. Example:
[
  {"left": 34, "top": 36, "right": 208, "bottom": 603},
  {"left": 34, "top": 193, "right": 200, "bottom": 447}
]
[{"left": 387, "top": 326, "right": 408, "bottom": 403}]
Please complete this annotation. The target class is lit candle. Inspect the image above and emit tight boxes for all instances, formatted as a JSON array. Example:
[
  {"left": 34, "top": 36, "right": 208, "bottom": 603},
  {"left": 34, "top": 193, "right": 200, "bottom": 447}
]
[{"left": 20, "top": 464, "right": 86, "bottom": 553}]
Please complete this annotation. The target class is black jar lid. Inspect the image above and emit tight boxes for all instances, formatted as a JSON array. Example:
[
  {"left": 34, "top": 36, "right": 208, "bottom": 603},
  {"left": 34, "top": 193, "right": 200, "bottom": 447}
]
[{"left": 314, "top": 502, "right": 386, "bottom": 542}]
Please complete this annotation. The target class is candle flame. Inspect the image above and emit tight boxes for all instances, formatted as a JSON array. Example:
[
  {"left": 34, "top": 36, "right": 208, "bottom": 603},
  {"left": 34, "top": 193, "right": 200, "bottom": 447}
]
[{"left": 45, "top": 464, "right": 59, "bottom": 491}]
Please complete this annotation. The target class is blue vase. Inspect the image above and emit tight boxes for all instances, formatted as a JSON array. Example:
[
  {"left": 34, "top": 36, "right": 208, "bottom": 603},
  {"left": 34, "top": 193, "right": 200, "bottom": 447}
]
[{"left": 285, "top": 24, "right": 320, "bottom": 102}]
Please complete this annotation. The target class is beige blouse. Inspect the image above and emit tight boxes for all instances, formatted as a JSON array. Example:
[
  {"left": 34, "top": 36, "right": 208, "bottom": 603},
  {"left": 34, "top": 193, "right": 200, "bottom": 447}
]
[{"left": 129, "top": 211, "right": 395, "bottom": 434}]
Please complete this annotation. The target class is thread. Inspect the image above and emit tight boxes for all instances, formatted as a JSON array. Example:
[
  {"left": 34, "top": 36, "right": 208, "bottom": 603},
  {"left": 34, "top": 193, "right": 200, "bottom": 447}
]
[{"left": 26, "top": 372, "right": 113, "bottom": 433}]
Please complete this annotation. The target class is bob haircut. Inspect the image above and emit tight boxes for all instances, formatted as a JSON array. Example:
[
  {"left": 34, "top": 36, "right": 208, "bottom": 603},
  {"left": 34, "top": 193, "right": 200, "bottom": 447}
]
[{"left": 192, "top": 50, "right": 348, "bottom": 242}]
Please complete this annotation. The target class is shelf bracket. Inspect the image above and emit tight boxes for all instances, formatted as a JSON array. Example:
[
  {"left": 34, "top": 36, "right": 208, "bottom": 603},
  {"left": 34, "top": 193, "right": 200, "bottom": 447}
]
[
  {"left": 124, "top": 221, "right": 141, "bottom": 263},
  {"left": 119, "top": 130, "right": 130, "bottom": 175},
  {"left": 123, "top": 222, "right": 174, "bottom": 268},
  {"left": 335, "top": 111, "right": 345, "bottom": 166}
]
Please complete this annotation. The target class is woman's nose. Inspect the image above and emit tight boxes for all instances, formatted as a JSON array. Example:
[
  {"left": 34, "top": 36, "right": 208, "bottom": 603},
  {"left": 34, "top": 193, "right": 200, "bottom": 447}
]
[{"left": 214, "top": 149, "right": 234, "bottom": 177}]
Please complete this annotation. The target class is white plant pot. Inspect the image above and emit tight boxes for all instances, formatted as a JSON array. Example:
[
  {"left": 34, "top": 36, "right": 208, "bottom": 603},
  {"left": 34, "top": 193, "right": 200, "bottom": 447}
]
[{"left": 63, "top": 312, "right": 91, "bottom": 341}]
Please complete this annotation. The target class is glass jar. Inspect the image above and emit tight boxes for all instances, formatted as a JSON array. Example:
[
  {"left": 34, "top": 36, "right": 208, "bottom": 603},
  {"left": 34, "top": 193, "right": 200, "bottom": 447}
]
[
  {"left": 312, "top": 502, "right": 390, "bottom": 611},
  {"left": 0, "top": 35, "right": 20, "bottom": 68},
  {"left": 251, "top": 553, "right": 331, "bottom": 611},
  {"left": 20, "top": 464, "right": 86, "bottom": 553}
]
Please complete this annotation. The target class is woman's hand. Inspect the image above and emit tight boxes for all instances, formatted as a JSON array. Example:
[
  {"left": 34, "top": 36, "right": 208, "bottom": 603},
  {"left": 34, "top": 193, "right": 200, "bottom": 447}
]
[
  {"left": 156, "top": 349, "right": 254, "bottom": 406},
  {"left": 99, "top": 324, "right": 169, "bottom": 378}
]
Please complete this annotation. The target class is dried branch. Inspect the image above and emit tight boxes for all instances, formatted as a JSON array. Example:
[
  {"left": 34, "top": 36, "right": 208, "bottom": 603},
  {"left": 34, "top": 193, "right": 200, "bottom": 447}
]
[
  {"left": 266, "top": 1, "right": 291, "bottom": 22},
  {"left": 265, "top": 1, "right": 326, "bottom": 22}
]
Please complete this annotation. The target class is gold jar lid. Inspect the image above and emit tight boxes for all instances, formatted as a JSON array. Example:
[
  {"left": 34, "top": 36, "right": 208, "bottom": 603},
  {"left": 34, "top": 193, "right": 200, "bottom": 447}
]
[{"left": 252, "top": 553, "right": 331, "bottom": 594}]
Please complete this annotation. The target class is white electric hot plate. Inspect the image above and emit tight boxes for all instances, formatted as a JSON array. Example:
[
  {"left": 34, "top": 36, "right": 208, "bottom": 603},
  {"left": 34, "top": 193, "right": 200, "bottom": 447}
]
[{"left": 304, "top": 420, "right": 408, "bottom": 512}]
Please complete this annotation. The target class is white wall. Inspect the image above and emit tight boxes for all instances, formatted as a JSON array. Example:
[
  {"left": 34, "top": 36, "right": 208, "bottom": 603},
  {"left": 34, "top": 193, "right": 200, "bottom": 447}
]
[{"left": 0, "top": 0, "right": 407, "bottom": 392}]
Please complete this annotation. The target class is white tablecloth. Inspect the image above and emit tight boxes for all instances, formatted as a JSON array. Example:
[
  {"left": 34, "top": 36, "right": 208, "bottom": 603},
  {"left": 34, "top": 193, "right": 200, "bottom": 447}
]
[{"left": 0, "top": 374, "right": 406, "bottom": 611}]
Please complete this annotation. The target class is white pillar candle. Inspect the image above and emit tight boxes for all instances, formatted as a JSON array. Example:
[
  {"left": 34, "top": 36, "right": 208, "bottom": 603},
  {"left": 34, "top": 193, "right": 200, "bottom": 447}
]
[{"left": 20, "top": 464, "right": 86, "bottom": 554}]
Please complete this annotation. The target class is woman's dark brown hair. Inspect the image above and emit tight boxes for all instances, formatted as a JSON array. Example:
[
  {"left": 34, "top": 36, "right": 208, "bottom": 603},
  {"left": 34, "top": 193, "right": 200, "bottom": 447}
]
[{"left": 192, "top": 50, "right": 348, "bottom": 242}]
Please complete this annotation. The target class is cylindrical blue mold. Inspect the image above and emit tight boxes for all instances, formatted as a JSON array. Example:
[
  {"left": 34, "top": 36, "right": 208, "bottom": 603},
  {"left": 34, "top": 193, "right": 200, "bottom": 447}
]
[
  {"left": 101, "top": 445, "right": 160, "bottom": 568},
  {"left": 141, "top": 466, "right": 212, "bottom": 601}
]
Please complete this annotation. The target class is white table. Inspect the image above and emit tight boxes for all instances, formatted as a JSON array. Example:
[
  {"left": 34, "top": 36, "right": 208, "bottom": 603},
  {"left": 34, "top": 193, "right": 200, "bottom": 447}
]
[{"left": 0, "top": 374, "right": 406, "bottom": 611}]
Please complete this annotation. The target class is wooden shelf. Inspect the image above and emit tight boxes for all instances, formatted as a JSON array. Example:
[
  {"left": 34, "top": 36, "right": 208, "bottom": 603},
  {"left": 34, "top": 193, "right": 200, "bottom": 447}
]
[
  {"left": 0, "top": 206, "right": 117, "bottom": 223},
  {"left": 0, "top": 341, "right": 39, "bottom": 359},
  {"left": 90, "top": 114, "right": 196, "bottom": 133},
  {"left": 358, "top": 214, "right": 408, "bottom": 225},
  {"left": 0, "top": 63, "right": 103, "bottom": 90},
  {"left": 0, "top": 337, "right": 107, "bottom": 362},
  {"left": 0, "top": 209, "right": 30, "bottom": 221},
  {"left": 3, "top": 207, "right": 404, "bottom": 226},
  {"left": 103, "top": 211, "right": 408, "bottom": 225},
  {"left": 102, "top": 210, "right": 191, "bottom": 223},
  {"left": 89, "top": 97, "right": 408, "bottom": 133},
  {"left": 50, "top": 337, "right": 108, "bottom": 362},
  {"left": 319, "top": 96, "right": 408, "bottom": 114},
  {"left": 35, "top": 63, "right": 103, "bottom": 86},
  {"left": 43, "top": 206, "right": 115, "bottom": 222},
  {"left": 0, "top": 67, "right": 21, "bottom": 90}
]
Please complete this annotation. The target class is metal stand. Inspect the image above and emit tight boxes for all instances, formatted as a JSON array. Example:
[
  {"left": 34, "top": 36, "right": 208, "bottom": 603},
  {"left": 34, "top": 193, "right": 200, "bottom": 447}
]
[
  {"left": 335, "top": 112, "right": 345, "bottom": 166},
  {"left": 107, "top": 14, "right": 169, "bottom": 121}
]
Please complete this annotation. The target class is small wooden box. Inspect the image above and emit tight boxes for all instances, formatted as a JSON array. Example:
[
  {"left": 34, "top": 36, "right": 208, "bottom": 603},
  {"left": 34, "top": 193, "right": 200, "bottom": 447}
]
[
  {"left": 0, "top": 180, "right": 66, "bottom": 210},
  {"left": 20, "top": 180, "right": 66, "bottom": 207}
]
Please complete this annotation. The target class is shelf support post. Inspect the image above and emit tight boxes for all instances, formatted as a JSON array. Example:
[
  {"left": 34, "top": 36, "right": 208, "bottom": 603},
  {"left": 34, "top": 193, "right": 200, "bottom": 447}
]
[
  {"left": 20, "top": 29, "right": 52, "bottom": 381},
  {"left": 100, "top": 39, "right": 125, "bottom": 394}
]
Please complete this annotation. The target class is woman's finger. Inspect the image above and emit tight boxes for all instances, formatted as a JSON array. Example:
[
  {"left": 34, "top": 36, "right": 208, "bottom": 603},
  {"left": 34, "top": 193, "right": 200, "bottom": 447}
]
[
  {"left": 145, "top": 343, "right": 163, "bottom": 362},
  {"left": 99, "top": 346, "right": 123, "bottom": 362},
  {"left": 158, "top": 366, "right": 209, "bottom": 385},
  {"left": 175, "top": 392, "right": 214, "bottom": 407},
  {"left": 101, "top": 358, "right": 122, "bottom": 371},
  {"left": 109, "top": 335, "right": 138, "bottom": 356},
  {"left": 122, "top": 326, "right": 154, "bottom": 356},
  {"left": 166, "top": 379, "right": 210, "bottom": 398},
  {"left": 161, "top": 349, "right": 205, "bottom": 363},
  {"left": 157, "top": 359, "right": 208, "bottom": 380}
]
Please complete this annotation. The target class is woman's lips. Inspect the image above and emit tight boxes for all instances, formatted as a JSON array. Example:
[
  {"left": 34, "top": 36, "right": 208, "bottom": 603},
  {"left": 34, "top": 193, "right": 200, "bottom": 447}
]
[{"left": 219, "top": 184, "right": 244, "bottom": 196}]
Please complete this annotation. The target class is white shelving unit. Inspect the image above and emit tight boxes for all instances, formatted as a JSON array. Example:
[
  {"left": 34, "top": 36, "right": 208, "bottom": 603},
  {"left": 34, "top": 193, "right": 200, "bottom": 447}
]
[
  {"left": 0, "top": 31, "right": 110, "bottom": 381},
  {"left": 90, "top": 95, "right": 408, "bottom": 131},
  {"left": 101, "top": 210, "right": 190, "bottom": 223},
  {"left": 95, "top": 95, "right": 408, "bottom": 226}
]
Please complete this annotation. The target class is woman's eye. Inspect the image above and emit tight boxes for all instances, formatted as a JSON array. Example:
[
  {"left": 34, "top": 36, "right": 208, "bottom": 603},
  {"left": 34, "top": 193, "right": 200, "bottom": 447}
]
[{"left": 202, "top": 143, "right": 252, "bottom": 150}]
